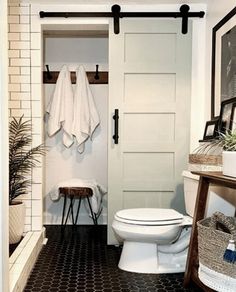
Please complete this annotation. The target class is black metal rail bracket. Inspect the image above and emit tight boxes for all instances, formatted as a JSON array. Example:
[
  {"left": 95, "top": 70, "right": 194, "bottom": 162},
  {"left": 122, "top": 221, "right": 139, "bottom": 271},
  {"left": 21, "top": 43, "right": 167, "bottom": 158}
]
[
  {"left": 39, "top": 4, "right": 205, "bottom": 35},
  {"left": 111, "top": 4, "right": 121, "bottom": 34},
  {"left": 180, "top": 4, "right": 190, "bottom": 34}
]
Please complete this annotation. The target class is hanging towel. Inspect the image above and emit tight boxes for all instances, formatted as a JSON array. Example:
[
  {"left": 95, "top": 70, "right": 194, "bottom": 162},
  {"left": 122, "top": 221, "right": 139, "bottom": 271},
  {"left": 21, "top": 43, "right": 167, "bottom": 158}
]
[
  {"left": 49, "top": 178, "right": 107, "bottom": 215},
  {"left": 72, "top": 65, "right": 100, "bottom": 153},
  {"left": 46, "top": 65, "right": 74, "bottom": 148}
]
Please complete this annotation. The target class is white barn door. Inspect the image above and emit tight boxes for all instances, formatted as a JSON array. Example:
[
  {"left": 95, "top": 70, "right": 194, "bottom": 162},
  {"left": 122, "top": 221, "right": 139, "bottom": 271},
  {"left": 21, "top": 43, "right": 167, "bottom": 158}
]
[{"left": 108, "top": 19, "right": 192, "bottom": 244}]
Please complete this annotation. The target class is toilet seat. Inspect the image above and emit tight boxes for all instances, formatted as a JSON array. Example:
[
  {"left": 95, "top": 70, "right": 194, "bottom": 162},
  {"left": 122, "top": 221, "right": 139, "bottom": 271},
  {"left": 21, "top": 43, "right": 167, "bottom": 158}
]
[{"left": 115, "top": 208, "right": 184, "bottom": 226}]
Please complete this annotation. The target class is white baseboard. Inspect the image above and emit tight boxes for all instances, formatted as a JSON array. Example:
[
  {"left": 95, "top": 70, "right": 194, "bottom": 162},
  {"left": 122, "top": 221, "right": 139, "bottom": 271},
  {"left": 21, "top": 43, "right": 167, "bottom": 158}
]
[{"left": 44, "top": 213, "right": 107, "bottom": 225}]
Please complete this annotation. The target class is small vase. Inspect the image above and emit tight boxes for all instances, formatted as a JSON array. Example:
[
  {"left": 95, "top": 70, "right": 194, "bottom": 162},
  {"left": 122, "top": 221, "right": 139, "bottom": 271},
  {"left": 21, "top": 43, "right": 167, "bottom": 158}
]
[
  {"left": 9, "top": 201, "right": 25, "bottom": 244},
  {"left": 222, "top": 151, "right": 236, "bottom": 178}
]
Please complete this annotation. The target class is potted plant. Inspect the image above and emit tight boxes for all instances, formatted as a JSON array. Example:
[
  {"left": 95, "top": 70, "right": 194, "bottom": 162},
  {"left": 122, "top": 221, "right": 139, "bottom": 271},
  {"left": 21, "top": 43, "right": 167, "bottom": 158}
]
[
  {"left": 9, "top": 116, "right": 45, "bottom": 244},
  {"left": 219, "top": 130, "right": 236, "bottom": 177}
]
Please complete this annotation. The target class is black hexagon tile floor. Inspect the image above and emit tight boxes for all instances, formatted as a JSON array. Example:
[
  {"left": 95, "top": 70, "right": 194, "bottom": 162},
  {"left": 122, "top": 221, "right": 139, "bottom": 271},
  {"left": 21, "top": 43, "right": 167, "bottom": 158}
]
[{"left": 24, "top": 225, "right": 203, "bottom": 292}]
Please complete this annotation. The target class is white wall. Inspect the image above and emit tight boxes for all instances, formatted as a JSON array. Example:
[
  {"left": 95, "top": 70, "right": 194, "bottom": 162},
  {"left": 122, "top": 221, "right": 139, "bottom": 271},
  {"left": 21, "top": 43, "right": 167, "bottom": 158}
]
[
  {"left": 44, "top": 36, "right": 108, "bottom": 224},
  {"left": 205, "top": 0, "right": 236, "bottom": 120},
  {"left": 190, "top": 15, "right": 206, "bottom": 150},
  {"left": 0, "top": 0, "right": 9, "bottom": 290}
]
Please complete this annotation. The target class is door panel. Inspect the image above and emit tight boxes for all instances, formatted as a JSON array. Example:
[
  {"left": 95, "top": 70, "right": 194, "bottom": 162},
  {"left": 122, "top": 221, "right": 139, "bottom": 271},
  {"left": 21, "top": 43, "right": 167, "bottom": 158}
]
[
  {"left": 124, "top": 33, "right": 176, "bottom": 64},
  {"left": 124, "top": 73, "right": 176, "bottom": 103},
  {"left": 123, "top": 191, "right": 175, "bottom": 209},
  {"left": 123, "top": 152, "right": 174, "bottom": 180},
  {"left": 108, "top": 19, "right": 192, "bottom": 244},
  {"left": 123, "top": 113, "right": 175, "bottom": 143}
]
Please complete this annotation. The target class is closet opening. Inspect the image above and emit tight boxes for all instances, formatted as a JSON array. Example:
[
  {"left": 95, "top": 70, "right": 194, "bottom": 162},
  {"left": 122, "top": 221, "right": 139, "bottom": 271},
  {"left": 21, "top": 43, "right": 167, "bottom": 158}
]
[{"left": 42, "top": 25, "right": 109, "bottom": 227}]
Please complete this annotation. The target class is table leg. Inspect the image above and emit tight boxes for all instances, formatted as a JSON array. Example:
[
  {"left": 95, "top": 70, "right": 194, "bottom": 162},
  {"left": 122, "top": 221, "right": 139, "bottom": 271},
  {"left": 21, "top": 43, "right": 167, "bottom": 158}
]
[{"left": 184, "top": 176, "right": 210, "bottom": 286}]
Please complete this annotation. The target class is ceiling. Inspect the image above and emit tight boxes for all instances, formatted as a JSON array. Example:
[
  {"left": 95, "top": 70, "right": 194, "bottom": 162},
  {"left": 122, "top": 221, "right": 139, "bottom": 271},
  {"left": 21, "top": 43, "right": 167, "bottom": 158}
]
[{"left": 23, "top": 0, "right": 209, "bottom": 5}]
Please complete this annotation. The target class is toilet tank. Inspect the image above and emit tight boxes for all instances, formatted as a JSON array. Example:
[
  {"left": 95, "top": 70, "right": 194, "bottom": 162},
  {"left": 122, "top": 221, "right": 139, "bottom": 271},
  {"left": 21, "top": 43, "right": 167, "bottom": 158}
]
[
  {"left": 182, "top": 170, "right": 236, "bottom": 217},
  {"left": 182, "top": 170, "right": 199, "bottom": 217}
]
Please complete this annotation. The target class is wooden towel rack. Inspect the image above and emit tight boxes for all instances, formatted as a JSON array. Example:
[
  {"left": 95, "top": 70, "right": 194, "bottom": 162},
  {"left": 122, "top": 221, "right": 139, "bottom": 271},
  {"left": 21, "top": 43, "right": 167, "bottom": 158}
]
[{"left": 43, "top": 71, "right": 108, "bottom": 84}]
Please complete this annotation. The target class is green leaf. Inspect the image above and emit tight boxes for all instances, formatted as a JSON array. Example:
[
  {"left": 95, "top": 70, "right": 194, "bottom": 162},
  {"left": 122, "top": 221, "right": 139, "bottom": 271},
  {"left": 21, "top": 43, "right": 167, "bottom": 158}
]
[{"left": 9, "top": 116, "right": 46, "bottom": 204}]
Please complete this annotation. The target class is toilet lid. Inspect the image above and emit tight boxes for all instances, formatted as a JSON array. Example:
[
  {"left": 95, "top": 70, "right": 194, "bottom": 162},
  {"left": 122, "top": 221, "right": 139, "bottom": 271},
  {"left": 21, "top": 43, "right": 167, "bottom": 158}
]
[{"left": 115, "top": 208, "right": 183, "bottom": 226}]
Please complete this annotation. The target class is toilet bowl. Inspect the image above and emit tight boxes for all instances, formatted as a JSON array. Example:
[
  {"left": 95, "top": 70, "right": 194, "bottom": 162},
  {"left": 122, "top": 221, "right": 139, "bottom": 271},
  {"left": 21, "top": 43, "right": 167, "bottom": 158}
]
[
  {"left": 112, "top": 171, "right": 196, "bottom": 274},
  {"left": 112, "top": 208, "right": 192, "bottom": 274}
]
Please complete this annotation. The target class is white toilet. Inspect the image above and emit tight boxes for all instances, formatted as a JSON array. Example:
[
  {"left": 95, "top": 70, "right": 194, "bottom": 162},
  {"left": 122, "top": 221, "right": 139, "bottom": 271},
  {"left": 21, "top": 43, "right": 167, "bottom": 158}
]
[{"left": 112, "top": 170, "right": 197, "bottom": 274}]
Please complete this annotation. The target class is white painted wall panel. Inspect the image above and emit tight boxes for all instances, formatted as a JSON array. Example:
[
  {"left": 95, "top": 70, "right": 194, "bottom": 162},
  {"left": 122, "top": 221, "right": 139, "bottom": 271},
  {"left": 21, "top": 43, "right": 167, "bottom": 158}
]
[{"left": 44, "top": 37, "right": 108, "bottom": 71}]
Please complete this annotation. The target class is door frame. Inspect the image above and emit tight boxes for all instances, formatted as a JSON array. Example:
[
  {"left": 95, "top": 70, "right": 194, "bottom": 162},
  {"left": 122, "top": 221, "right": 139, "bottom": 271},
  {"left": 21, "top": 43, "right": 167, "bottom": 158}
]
[{"left": 0, "top": 0, "right": 9, "bottom": 290}]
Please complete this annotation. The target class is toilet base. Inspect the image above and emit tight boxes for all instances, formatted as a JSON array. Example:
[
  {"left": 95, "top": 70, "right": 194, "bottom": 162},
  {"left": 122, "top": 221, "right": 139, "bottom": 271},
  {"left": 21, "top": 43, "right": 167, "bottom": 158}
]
[
  {"left": 118, "top": 241, "right": 187, "bottom": 274},
  {"left": 119, "top": 241, "right": 159, "bottom": 273}
]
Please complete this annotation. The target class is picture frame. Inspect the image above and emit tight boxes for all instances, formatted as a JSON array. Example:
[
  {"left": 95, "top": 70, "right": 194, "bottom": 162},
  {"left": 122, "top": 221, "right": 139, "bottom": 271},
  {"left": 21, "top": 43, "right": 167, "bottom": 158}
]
[
  {"left": 211, "top": 6, "right": 236, "bottom": 118},
  {"left": 203, "top": 118, "right": 219, "bottom": 140},
  {"left": 218, "top": 97, "right": 236, "bottom": 133},
  {"left": 230, "top": 102, "right": 236, "bottom": 131}
]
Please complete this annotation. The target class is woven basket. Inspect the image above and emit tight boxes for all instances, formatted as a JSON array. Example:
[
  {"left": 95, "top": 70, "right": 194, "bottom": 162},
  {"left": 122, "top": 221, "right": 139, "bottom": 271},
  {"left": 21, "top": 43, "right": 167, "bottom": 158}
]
[
  {"left": 197, "top": 212, "right": 236, "bottom": 291},
  {"left": 199, "top": 263, "right": 236, "bottom": 292}
]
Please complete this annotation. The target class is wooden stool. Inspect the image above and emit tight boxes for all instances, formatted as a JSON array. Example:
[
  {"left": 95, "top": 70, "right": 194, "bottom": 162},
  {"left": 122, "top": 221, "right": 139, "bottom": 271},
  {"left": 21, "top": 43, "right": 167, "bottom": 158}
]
[{"left": 59, "top": 187, "right": 97, "bottom": 227}]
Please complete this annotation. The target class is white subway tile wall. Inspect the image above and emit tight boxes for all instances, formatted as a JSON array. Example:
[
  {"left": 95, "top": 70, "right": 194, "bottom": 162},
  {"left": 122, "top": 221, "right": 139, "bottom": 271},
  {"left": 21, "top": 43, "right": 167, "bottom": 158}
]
[{"left": 8, "top": 2, "right": 43, "bottom": 232}]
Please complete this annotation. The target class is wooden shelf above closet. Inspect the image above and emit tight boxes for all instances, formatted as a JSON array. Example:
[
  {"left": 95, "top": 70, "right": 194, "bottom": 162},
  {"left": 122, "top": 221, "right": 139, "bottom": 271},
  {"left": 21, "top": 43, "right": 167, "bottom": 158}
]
[{"left": 43, "top": 71, "right": 108, "bottom": 84}]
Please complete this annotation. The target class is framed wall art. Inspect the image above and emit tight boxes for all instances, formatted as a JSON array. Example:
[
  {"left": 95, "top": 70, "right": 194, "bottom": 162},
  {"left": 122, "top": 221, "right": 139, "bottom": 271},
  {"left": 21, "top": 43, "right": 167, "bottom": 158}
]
[
  {"left": 218, "top": 97, "right": 236, "bottom": 133},
  {"left": 211, "top": 6, "right": 236, "bottom": 118},
  {"left": 203, "top": 118, "right": 219, "bottom": 140},
  {"left": 230, "top": 102, "right": 236, "bottom": 131}
]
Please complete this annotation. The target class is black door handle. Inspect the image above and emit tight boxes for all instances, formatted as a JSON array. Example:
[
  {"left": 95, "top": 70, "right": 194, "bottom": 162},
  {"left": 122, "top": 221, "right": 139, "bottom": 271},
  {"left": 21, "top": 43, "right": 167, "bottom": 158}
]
[{"left": 113, "top": 109, "right": 119, "bottom": 144}]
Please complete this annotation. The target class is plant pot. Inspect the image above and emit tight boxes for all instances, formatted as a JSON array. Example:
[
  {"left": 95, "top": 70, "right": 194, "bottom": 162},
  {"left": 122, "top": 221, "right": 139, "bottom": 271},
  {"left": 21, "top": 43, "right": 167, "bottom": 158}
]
[
  {"left": 9, "top": 201, "right": 25, "bottom": 244},
  {"left": 222, "top": 151, "right": 236, "bottom": 178}
]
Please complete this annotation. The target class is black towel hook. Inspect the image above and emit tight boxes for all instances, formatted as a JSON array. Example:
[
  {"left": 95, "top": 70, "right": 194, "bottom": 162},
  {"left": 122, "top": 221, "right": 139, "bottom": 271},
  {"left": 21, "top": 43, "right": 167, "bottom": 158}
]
[
  {"left": 94, "top": 64, "right": 100, "bottom": 80},
  {"left": 46, "top": 64, "right": 52, "bottom": 80}
]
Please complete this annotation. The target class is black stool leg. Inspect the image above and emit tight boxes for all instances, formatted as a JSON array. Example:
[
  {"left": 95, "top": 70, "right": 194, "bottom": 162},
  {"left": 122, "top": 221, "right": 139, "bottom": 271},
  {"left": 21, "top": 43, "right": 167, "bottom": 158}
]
[
  {"left": 75, "top": 197, "right": 82, "bottom": 225},
  {"left": 64, "top": 196, "right": 73, "bottom": 225},
  {"left": 70, "top": 196, "right": 75, "bottom": 225},
  {"left": 86, "top": 196, "right": 97, "bottom": 225},
  {"left": 61, "top": 195, "right": 67, "bottom": 226},
  {"left": 94, "top": 214, "right": 98, "bottom": 225}
]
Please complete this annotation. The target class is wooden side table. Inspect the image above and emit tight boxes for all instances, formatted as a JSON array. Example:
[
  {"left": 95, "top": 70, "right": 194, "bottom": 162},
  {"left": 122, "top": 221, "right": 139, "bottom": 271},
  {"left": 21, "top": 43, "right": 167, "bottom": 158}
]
[
  {"left": 59, "top": 187, "right": 98, "bottom": 227},
  {"left": 184, "top": 171, "right": 236, "bottom": 291}
]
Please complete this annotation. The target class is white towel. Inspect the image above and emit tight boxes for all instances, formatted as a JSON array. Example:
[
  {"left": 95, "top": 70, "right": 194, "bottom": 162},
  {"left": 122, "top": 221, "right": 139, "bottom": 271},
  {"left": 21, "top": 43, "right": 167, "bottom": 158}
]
[
  {"left": 72, "top": 65, "right": 100, "bottom": 153},
  {"left": 46, "top": 65, "right": 74, "bottom": 148},
  {"left": 49, "top": 178, "right": 107, "bottom": 215}
]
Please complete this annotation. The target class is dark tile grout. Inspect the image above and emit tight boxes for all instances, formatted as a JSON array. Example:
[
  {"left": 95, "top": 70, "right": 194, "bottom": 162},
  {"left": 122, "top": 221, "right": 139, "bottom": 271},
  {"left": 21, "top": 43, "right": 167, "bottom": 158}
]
[{"left": 24, "top": 225, "right": 203, "bottom": 292}]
